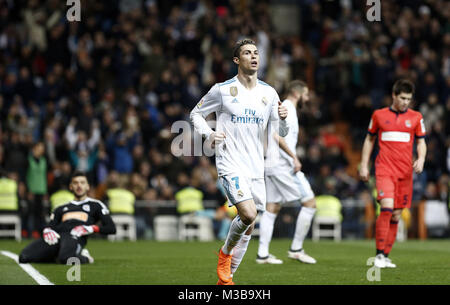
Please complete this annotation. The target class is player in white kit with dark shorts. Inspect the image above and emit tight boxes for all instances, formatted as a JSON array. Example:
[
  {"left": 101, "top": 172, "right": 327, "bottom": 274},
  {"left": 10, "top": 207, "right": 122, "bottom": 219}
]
[
  {"left": 257, "top": 80, "right": 317, "bottom": 265},
  {"left": 190, "top": 39, "right": 289, "bottom": 285}
]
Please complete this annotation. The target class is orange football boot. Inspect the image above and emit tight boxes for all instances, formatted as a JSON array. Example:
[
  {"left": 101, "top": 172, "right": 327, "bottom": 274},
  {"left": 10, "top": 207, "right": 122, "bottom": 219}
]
[
  {"left": 217, "top": 278, "right": 235, "bottom": 285},
  {"left": 216, "top": 248, "right": 233, "bottom": 284}
]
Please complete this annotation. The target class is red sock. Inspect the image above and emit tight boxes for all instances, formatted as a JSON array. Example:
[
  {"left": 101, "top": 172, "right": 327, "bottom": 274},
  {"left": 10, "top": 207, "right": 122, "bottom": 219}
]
[
  {"left": 384, "top": 220, "right": 399, "bottom": 255},
  {"left": 375, "top": 208, "right": 393, "bottom": 254}
]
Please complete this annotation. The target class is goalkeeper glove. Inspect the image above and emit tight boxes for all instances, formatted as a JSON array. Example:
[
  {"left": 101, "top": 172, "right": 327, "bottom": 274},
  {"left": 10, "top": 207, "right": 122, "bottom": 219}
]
[
  {"left": 43, "top": 228, "right": 60, "bottom": 245},
  {"left": 70, "top": 225, "right": 99, "bottom": 238}
]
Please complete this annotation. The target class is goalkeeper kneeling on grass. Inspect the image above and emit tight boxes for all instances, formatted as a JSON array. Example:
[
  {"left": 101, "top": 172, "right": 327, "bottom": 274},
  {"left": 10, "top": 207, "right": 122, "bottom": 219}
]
[{"left": 19, "top": 171, "right": 116, "bottom": 264}]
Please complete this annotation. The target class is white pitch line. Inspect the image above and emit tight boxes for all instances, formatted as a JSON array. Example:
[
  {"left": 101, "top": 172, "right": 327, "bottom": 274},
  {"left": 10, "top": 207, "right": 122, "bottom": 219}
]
[{"left": 1, "top": 250, "right": 54, "bottom": 285}]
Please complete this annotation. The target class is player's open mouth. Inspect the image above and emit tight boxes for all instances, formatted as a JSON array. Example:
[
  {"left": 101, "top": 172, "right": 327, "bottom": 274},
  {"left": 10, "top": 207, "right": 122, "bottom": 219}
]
[{"left": 251, "top": 61, "right": 257, "bottom": 67}]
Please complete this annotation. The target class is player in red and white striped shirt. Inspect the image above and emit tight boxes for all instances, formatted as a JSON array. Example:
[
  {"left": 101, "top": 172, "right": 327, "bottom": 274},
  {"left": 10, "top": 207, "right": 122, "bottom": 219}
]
[{"left": 359, "top": 79, "right": 427, "bottom": 268}]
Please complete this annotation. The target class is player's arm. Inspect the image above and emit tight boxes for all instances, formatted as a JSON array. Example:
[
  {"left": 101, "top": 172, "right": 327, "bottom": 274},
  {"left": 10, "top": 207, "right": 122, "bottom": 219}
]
[
  {"left": 270, "top": 93, "right": 289, "bottom": 137},
  {"left": 43, "top": 207, "right": 63, "bottom": 245},
  {"left": 360, "top": 113, "right": 379, "bottom": 181},
  {"left": 190, "top": 84, "right": 225, "bottom": 146},
  {"left": 47, "top": 206, "right": 62, "bottom": 230},
  {"left": 359, "top": 133, "right": 376, "bottom": 182},
  {"left": 96, "top": 203, "right": 116, "bottom": 235},
  {"left": 413, "top": 115, "right": 427, "bottom": 174},
  {"left": 70, "top": 203, "right": 116, "bottom": 237},
  {"left": 273, "top": 132, "right": 301, "bottom": 172},
  {"left": 413, "top": 138, "right": 426, "bottom": 174}
]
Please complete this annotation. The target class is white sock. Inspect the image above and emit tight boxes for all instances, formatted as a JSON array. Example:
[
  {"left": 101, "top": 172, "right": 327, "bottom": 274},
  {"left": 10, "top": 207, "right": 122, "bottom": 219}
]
[
  {"left": 231, "top": 234, "right": 251, "bottom": 274},
  {"left": 223, "top": 215, "right": 249, "bottom": 255},
  {"left": 257, "top": 211, "right": 277, "bottom": 258},
  {"left": 291, "top": 206, "right": 316, "bottom": 251}
]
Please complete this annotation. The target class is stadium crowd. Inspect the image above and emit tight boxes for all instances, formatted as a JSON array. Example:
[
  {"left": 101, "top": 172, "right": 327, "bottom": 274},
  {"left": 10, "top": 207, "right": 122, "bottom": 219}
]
[{"left": 0, "top": 0, "right": 449, "bottom": 237}]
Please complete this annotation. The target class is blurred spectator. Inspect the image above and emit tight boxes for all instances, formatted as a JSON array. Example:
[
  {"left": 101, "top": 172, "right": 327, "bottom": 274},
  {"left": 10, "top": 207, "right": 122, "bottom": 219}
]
[
  {"left": 66, "top": 118, "right": 100, "bottom": 176},
  {"left": 106, "top": 171, "right": 136, "bottom": 215},
  {"left": 3, "top": 131, "right": 30, "bottom": 182},
  {"left": 106, "top": 130, "right": 139, "bottom": 174},
  {"left": 191, "top": 156, "right": 217, "bottom": 190},
  {"left": 419, "top": 93, "right": 444, "bottom": 132},
  {"left": 0, "top": 169, "right": 18, "bottom": 214},
  {"left": 26, "top": 141, "right": 47, "bottom": 238}
]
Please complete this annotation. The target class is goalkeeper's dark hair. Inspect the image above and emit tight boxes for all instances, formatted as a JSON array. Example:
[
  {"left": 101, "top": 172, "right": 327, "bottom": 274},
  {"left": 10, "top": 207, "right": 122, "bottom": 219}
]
[
  {"left": 393, "top": 79, "right": 415, "bottom": 96},
  {"left": 233, "top": 38, "right": 256, "bottom": 59},
  {"left": 70, "top": 171, "right": 89, "bottom": 183}
]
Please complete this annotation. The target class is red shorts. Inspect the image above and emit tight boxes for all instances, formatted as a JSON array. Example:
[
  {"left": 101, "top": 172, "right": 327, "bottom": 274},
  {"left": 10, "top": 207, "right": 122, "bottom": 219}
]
[{"left": 375, "top": 175, "right": 413, "bottom": 209}]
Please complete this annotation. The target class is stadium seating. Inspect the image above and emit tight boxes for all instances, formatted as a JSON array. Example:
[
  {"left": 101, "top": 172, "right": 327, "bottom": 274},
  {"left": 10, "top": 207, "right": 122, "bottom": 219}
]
[
  {"left": 0, "top": 215, "right": 21, "bottom": 242},
  {"left": 312, "top": 195, "right": 343, "bottom": 241},
  {"left": 108, "top": 215, "right": 137, "bottom": 241},
  {"left": 178, "top": 214, "right": 214, "bottom": 241},
  {"left": 154, "top": 215, "right": 179, "bottom": 241}
]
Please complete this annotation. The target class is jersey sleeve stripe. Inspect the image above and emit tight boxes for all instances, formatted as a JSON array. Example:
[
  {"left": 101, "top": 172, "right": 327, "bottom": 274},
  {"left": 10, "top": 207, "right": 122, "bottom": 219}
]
[{"left": 89, "top": 198, "right": 110, "bottom": 212}]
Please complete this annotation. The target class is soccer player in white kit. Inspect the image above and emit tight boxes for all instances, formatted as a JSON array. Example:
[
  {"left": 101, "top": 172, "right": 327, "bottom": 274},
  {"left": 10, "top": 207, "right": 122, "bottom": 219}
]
[
  {"left": 257, "top": 80, "right": 317, "bottom": 265},
  {"left": 190, "top": 39, "right": 289, "bottom": 285}
]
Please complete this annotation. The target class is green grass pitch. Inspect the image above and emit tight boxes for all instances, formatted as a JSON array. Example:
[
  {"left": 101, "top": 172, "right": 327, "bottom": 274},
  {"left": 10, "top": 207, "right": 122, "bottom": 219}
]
[{"left": 1, "top": 239, "right": 449, "bottom": 285}]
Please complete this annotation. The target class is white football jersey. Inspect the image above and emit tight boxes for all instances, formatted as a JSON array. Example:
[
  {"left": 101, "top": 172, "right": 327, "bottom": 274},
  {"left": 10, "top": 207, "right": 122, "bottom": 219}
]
[
  {"left": 190, "top": 76, "right": 288, "bottom": 179},
  {"left": 265, "top": 99, "right": 299, "bottom": 174}
]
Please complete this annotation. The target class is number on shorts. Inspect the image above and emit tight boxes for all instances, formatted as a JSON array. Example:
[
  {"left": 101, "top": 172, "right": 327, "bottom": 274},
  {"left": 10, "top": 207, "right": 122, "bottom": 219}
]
[{"left": 231, "top": 176, "right": 240, "bottom": 189}]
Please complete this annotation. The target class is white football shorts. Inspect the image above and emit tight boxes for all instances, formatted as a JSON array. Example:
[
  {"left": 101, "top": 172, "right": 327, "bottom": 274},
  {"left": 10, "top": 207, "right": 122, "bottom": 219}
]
[
  {"left": 219, "top": 174, "right": 266, "bottom": 212},
  {"left": 265, "top": 169, "right": 315, "bottom": 204}
]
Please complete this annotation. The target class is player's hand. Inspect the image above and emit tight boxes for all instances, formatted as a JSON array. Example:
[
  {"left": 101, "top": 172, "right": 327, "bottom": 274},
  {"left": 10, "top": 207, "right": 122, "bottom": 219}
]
[
  {"left": 70, "top": 225, "right": 99, "bottom": 238},
  {"left": 43, "top": 228, "right": 60, "bottom": 245},
  {"left": 293, "top": 158, "right": 302, "bottom": 173},
  {"left": 278, "top": 101, "right": 288, "bottom": 120},
  {"left": 208, "top": 132, "right": 226, "bottom": 149},
  {"left": 413, "top": 158, "right": 425, "bottom": 174},
  {"left": 359, "top": 165, "right": 370, "bottom": 182}
]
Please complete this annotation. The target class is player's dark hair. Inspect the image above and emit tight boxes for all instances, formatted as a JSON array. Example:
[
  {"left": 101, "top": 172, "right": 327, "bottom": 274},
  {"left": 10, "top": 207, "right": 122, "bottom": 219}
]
[
  {"left": 70, "top": 171, "right": 89, "bottom": 182},
  {"left": 393, "top": 79, "right": 415, "bottom": 96},
  {"left": 287, "top": 80, "right": 307, "bottom": 96},
  {"left": 233, "top": 38, "right": 256, "bottom": 59}
]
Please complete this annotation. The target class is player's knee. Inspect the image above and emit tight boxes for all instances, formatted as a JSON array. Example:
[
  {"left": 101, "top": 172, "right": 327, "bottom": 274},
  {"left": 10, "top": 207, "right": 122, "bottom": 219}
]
[
  {"left": 240, "top": 210, "right": 257, "bottom": 225},
  {"left": 392, "top": 211, "right": 402, "bottom": 222},
  {"left": 57, "top": 253, "right": 72, "bottom": 264},
  {"left": 18, "top": 252, "right": 30, "bottom": 263},
  {"left": 266, "top": 203, "right": 281, "bottom": 214}
]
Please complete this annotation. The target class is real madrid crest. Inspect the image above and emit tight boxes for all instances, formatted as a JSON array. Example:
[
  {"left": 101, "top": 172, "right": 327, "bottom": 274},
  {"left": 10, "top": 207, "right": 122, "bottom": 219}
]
[
  {"left": 230, "top": 86, "right": 238, "bottom": 97},
  {"left": 196, "top": 99, "right": 204, "bottom": 109},
  {"left": 237, "top": 190, "right": 244, "bottom": 197},
  {"left": 262, "top": 97, "right": 268, "bottom": 105}
]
